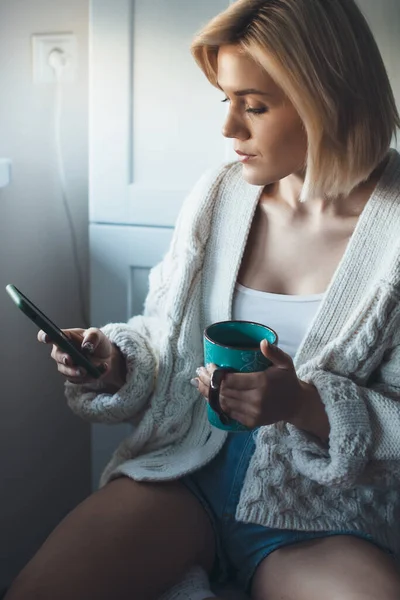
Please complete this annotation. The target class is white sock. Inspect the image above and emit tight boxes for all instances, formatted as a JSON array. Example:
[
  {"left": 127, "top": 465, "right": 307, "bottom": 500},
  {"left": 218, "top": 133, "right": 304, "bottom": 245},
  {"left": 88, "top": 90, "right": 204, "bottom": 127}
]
[{"left": 158, "top": 565, "right": 216, "bottom": 600}]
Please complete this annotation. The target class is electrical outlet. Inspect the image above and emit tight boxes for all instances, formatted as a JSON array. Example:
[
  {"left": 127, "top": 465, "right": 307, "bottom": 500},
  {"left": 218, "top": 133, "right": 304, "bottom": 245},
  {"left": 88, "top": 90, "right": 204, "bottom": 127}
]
[{"left": 32, "top": 33, "right": 77, "bottom": 83}]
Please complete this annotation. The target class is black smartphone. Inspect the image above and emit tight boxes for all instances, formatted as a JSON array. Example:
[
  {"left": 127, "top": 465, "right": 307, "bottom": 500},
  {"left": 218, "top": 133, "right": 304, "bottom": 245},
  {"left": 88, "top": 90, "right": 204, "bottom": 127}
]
[{"left": 5, "top": 284, "right": 103, "bottom": 379}]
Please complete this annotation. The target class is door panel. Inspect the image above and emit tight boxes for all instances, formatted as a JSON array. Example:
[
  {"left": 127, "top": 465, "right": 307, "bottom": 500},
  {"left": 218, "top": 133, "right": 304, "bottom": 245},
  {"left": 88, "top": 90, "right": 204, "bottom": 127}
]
[
  {"left": 90, "top": 223, "right": 173, "bottom": 487},
  {"left": 90, "top": 0, "right": 232, "bottom": 227}
]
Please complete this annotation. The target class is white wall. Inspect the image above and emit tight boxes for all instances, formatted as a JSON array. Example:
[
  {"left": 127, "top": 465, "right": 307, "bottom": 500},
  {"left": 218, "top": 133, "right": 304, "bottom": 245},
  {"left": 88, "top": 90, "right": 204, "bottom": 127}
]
[{"left": 0, "top": 0, "right": 90, "bottom": 590}]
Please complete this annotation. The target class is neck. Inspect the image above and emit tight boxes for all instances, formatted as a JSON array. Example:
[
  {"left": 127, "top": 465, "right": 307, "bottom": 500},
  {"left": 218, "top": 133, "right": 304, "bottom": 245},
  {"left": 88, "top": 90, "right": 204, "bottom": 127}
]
[{"left": 262, "top": 155, "right": 389, "bottom": 218}]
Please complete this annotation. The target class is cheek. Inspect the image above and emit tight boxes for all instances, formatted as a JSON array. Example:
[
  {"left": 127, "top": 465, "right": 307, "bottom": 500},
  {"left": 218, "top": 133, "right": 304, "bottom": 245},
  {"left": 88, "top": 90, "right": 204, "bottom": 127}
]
[
  {"left": 261, "top": 116, "right": 306, "bottom": 157},
  {"left": 243, "top": 117, "right": 307, "bottom": 183}
]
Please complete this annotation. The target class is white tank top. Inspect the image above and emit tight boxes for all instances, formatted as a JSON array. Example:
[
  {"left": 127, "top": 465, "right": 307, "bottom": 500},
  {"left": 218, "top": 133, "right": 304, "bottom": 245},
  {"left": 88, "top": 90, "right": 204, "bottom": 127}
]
[{"left": 232, "top": 282, "right": 324, "bottom": 359}]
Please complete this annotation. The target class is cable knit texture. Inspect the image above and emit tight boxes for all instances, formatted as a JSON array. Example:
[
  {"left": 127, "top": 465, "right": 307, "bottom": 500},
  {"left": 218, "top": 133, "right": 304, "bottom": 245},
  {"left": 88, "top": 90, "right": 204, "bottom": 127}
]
[{"left": 65, "top": 150, "right": 400, "bottom": 557}]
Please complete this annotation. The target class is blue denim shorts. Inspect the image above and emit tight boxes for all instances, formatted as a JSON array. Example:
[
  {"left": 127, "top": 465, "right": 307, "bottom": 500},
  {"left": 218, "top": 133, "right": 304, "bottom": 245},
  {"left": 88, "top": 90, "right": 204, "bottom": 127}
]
[{"left": 182, "top": 430, "right": 387, "bottom": 593}]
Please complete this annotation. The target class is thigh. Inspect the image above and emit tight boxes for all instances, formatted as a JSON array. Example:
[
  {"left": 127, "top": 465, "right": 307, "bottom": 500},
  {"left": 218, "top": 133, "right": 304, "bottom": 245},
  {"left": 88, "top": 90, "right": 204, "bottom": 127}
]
[
  {"left": 251, "top": 535, "right": 400, "bottom": 600},
  {"left": 5, "top": 477, "right": 216, "bottom": 600}
]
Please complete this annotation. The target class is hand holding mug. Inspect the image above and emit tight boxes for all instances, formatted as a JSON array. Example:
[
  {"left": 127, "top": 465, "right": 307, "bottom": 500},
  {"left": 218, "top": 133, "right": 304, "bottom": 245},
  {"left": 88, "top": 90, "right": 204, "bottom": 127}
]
[{"left": 195, "top": 338, "right": 307, "bottom": 430}]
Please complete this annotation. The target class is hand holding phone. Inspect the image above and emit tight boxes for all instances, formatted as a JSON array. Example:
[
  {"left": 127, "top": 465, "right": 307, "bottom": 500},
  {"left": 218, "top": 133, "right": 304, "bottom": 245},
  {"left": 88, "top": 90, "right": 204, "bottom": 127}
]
[
  {"left": 6, "top": 284, "right": 110, "bottom": 381},
  {"left": 39, "top": 327, "right": 112, "bottom": 383}
]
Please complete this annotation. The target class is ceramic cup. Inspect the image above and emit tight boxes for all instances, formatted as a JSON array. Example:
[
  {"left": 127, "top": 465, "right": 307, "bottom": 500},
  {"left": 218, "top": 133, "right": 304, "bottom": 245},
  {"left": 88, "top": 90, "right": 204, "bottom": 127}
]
[{"left": 203, "top": 320, "right": 278, "bottom": 432}]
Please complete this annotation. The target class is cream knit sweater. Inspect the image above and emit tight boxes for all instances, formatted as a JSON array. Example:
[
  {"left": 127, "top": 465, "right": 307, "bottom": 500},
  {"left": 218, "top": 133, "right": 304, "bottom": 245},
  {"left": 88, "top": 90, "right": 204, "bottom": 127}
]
[{"left": 66, "top": 149, "right": 400, "bottom": 556}]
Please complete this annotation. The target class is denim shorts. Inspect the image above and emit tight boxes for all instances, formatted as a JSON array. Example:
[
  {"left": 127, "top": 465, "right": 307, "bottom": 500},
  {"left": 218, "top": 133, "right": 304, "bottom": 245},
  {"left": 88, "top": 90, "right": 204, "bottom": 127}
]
[{"left": 182, "top": 429, "right": 387, "bottom": 593}]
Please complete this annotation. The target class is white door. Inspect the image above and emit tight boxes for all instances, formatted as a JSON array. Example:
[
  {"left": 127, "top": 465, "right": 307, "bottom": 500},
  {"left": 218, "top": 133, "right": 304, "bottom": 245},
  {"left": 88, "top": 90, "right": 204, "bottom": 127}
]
[
  {"left": 89, "top": 0, "right": 233, "bottom": 488},
  {"left": 90, "top": 0, "right": 234, "bottom": 228}
]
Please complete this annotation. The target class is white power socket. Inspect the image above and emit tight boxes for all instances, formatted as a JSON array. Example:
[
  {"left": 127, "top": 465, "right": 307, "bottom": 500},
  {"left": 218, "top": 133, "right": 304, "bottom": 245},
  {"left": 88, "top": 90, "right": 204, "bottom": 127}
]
[{"left": 32, "top": 33, "right": 77, "bottom": 83}]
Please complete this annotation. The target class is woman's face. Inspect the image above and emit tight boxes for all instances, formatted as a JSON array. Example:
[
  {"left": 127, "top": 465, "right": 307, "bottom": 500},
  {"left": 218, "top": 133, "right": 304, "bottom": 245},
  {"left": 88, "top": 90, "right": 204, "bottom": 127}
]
[{"left": 217, "top": 45, "right": 308, "bottom": 186}]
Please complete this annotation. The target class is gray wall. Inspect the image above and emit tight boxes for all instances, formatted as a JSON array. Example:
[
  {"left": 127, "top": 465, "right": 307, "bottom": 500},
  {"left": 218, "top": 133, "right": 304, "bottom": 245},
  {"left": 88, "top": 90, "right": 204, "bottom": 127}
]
[
  {"left": 0, "top": 0, "right": 90, "bottom": 590},
  {"left": 360, "top": 0, "right": 400, "bottom": 144}
]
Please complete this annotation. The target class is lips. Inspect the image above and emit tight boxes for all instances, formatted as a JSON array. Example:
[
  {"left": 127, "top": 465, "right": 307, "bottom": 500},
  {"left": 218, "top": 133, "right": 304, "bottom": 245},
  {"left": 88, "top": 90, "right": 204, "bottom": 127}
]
[
  {"left": 235, "top": 150, "right": 256, "bottom": 157},
  {"left": 235, "top": 150, "right": 257, "bottom": 163}
]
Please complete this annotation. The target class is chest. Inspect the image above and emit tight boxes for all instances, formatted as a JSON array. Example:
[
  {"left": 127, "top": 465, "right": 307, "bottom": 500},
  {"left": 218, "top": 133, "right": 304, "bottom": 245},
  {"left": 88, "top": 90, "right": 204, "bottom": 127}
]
[{"left": 238, "top": 205, "right": 360, "bottom": 296}]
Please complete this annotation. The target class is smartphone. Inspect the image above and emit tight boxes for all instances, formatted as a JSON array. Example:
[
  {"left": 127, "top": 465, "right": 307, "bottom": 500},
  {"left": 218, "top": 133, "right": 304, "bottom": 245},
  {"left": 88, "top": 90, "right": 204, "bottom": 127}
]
[{"left": 5, "top": 284, "right": 103, "bottom": 379}]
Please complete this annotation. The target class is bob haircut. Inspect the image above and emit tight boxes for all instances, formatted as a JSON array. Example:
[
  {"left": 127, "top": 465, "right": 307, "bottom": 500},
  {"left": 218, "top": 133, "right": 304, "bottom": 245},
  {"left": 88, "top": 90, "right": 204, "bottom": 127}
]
[{"left": 191, "top": 0, "right": 400, "bottom": 200}]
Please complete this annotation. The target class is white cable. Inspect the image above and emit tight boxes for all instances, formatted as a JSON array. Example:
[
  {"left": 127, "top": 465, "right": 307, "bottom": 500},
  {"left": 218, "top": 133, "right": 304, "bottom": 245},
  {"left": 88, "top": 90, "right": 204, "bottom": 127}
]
[{"left": 50, "top": 50, "right": 89, "bottom": 328}]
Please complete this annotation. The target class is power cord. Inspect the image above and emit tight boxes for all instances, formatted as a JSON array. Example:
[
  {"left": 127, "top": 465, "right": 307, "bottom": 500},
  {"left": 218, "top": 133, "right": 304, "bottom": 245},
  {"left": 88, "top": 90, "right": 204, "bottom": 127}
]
[{"left": 48, "top": 49, "right": 89, "bottom": 328}]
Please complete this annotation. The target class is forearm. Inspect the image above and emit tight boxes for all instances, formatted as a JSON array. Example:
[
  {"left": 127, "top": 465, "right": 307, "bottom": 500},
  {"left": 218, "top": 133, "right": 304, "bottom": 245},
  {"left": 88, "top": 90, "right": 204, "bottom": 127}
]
[{"left": 289, "top": 381, "right": 330, "bottom": 443}]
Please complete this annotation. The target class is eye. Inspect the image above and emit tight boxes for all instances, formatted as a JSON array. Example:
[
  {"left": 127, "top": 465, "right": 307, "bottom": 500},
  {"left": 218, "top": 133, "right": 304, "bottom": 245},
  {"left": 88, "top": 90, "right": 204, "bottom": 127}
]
[
  {"left": 221, "top": 97, "right": 268, "bottom": 115},
  {"left": 246, "top": 107, "right": 268, "bottom": 115}
]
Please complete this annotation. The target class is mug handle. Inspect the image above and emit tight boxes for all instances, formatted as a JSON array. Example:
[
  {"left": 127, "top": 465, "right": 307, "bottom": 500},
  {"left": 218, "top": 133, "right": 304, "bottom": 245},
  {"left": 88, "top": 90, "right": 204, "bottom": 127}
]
[{"left": 208, "top": 367, "right": 236, "bottom": 425}]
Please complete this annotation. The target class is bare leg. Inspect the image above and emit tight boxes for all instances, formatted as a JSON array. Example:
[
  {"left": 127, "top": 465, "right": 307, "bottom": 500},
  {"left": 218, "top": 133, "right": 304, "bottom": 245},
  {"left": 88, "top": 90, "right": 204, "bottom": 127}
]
[
  {"left": 5, "top": 477, "right": 216, "bottom": 600},
  {"left": 251, "top": 535, "right": 400, "bottom": 600}
]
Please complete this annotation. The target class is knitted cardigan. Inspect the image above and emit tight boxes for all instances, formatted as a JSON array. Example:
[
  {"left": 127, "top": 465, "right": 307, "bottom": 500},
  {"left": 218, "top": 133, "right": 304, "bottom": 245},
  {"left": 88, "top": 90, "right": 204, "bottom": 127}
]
[{"left": 66, "top": 149, "right": 400, "bottom": 556}]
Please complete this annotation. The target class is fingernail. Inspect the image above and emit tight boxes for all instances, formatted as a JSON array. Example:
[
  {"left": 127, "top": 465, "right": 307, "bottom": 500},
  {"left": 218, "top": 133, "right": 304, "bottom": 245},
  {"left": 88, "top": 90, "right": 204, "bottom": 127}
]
[
  {"left": 190, "top": 378, "right": 199, "bottom": 388},
  {"left": 40, "top": 332, "right": 47, "bottom": 343},
  {"left": 196, "top": 367, "right": 203, "bottom": 377},
  {"left": 82, "top": 342, "right": 94, "bottom": 354}
]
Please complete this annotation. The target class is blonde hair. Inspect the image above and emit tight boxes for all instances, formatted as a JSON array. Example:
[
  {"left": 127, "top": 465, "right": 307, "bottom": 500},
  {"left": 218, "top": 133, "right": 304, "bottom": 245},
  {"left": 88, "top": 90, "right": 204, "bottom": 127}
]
[{"left": 191, "top": 0, "right": 400, "bottom": 200}]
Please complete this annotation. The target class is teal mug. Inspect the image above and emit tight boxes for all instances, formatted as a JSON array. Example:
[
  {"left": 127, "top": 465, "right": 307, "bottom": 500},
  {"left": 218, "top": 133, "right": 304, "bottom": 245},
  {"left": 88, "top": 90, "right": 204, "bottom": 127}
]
[{"left": 203, "top": 320, "right": 278, "bottom": 432}]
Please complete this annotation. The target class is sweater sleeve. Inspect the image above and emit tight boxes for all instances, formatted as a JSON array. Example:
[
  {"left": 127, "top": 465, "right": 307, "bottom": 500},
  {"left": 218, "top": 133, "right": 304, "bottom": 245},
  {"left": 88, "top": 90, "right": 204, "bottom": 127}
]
[
  {"left": 64, "top": 316, "right": 160, "bottom": 424},
  {"left": 288, "top": 342, "right": 400, "bottom": 489},
  {"left": 65, "top": 165, "right": 227, "bottom": 424}
]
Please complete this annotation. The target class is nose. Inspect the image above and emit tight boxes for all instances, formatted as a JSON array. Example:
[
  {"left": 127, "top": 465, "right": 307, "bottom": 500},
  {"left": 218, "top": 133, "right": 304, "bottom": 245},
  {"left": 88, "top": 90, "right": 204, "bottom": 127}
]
[{"left": 221, "top": 108, "right": 250, "bottom": 141}]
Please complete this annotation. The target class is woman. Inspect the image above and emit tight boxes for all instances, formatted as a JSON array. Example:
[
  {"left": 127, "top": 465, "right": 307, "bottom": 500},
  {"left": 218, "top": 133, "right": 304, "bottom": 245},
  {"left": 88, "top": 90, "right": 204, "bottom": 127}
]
[{"left": 6, "top": 1, "right": 400, "bottom": 599}]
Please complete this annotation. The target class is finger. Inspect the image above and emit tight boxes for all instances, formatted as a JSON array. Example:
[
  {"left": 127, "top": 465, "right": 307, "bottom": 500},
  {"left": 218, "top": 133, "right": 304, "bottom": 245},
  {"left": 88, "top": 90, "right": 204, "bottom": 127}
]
[
  {"left": 37, "top": 330, "right": 50, "bottom": 344},
  {"left": 196, "top": 367, "right": 211, "bottom": 386},
  {"left": 197, "top": 377, "right": 209, "bottom": 400},
  {"left": 222, "top": 370, "right": 262, "bottom": 392},
  {"left": 50, "top": 344, "right": 77, "bottom": 367},
  {"left": 64, "top": 372, "right": 91, "bottom": 384},
  {"left": 40, "top": 328, "right": 85, "bottom": 350},
  {"left": 219, "top": 394, "right": 246, "bottom": 414},
  {"left": 58, "top": 353, "right": 79, "bottom": 369},
  {"left": 52, "top": 348, "right": 75, "bottom": 368},
  {"left": 205, "top": 363, "right": 218, "bottom": 375},
  {"left": 58, "top": 351, "right": 108, "bottom": 375},
  {"left": 61, "top": 354, "right": 73, "bottom": 367},
  {"left": 51, "top": 344, "right": 63, "bottom": 362},
  {"left": 260, "top": 339, "right": 294, "bottom": 370},
  {"left": 58, "top": 361, "right": 108, "bottom": 383},
  {"left": 197, "top": 366, "right": 252, "bottom": 394},
  {"left": 58, "top": 363, "right": 87, "bottom": 379},
  {"left": 51, "top": 344, "right": 75, "bottom": 365},
  {"left": 219, "top": 393, "right": 262, "bottom": 423},
  {"left": 81, "top": 327, "right": 100, "bottom": 353},
  {"left": 81, "top": 327, "right": 110, "bottom": 359}
]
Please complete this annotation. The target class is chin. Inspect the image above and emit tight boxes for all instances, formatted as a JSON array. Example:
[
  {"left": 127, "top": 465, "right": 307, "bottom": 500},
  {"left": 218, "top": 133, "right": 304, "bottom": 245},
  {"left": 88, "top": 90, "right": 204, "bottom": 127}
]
[{"left": 240, "top": 164, "right": 276, "bottom": 187}]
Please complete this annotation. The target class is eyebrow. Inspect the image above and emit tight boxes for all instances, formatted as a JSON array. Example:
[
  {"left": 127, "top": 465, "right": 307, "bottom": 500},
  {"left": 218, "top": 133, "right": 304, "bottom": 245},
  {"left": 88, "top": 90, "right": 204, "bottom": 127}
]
[
  {"left": 218, "top": 85, "right": 273, "bottom": 98},
  {"left": 234, "top": 88, "right": 273, "bottom": 97}
]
